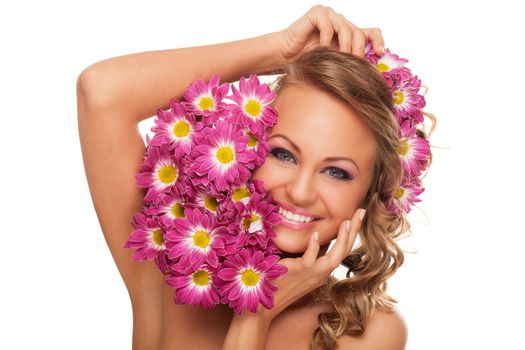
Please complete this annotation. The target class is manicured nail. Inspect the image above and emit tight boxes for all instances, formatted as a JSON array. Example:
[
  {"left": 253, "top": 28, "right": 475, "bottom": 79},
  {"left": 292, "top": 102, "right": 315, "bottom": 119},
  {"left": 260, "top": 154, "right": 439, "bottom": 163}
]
[
  {"left": 345, "top": 220, "right": 351, "bottom": 232},
  {"left": 313, "top": 231, "right": 318, "bottom": 241},
  {"left": 359, "top": 209, "right": 366, "bottom": 220}
]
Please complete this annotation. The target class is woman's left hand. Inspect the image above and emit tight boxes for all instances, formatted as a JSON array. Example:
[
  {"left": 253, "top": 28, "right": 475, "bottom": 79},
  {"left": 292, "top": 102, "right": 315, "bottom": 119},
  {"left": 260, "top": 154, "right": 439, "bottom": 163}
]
[{"left": 258, "top": 207, "right": 366, "bottom": 322}]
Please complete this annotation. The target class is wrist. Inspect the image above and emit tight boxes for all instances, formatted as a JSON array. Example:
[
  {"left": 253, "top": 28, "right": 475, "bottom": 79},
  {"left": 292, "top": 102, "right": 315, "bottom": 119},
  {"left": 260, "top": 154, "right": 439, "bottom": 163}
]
[{"left": 254, "top": 31, "right": 287, "bottom": 74}]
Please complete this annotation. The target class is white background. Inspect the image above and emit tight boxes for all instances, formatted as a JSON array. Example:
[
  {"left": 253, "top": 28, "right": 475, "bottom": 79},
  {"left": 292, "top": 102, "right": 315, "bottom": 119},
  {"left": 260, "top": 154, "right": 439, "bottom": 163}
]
[{"left": 1, "top": 0, "right": 523, "bottom": 349}]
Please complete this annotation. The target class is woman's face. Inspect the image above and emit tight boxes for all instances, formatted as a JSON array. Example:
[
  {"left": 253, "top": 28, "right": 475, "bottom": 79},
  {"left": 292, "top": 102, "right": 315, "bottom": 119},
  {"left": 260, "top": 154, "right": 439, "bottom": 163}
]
[{"left": 251, "top": 82, "right": 377, "bottom": 255}]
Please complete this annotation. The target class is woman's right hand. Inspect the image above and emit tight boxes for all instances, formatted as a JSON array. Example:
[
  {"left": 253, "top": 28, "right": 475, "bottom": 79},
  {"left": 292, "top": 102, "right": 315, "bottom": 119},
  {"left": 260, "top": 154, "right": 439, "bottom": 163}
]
[{"left": 277, "top": 5, "right": 385, "bottom": 64}]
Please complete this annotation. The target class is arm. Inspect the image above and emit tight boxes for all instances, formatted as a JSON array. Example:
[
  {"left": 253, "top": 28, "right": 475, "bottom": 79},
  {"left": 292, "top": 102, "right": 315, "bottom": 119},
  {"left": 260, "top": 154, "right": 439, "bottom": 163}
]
[
  {"left": 78, "top": 31, "right": 286, "bottom": 123},
  {"left": 77, "top": 31, "right": 286, "bottom": 349},
  {"left": 222, "top": 311, "right": 272, "bottom": 350}
]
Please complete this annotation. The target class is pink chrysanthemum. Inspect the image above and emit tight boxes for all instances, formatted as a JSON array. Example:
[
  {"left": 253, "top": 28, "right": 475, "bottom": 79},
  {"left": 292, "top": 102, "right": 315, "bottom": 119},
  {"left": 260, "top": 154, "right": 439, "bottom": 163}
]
[
  {"left": 183, "top": 74, "right": 231, "bottom": 126},
  {"left": 226, "top": 73, "right": 278, "bottom": 136},
  {"left": 369, "top": 47, "right": 409, "bottom": 74},
  {"left": 167, "top": 264, "right": 222, "bottom": 309},
  {"left": 389, "top": 72, "right": 426, "bottom": 125},
  {"left": 150, "top": 98, "right": 204, "bottom": 159},
  {"left": 124, "top": 212, "right": 167, "bottom": 261},
  {"left": 241, "top": 127, "right": 270, "bottom": 167},
  {"left": 217, "top": 249, "right": 287, "bottom": 314},
  {"left": 386, "top": 176, "right": 424, "bottom": 214},
  {"left": 396, "top": 120, "right": 431, "bottom": 177},
  {"left": 135, "top": 144, "right": 187, "bottom": 204},
  {"left": 166, "top": 207, "right": 225, "bottom": 269},
  {"left": 144, "top": 187, "right": 195, "bottom": 228},
  {"left": 220, "top": 179, "right": 267, "bottom": 221},
  {"left": 188, "top": 121, "right": 256, "bottom": 192},
  {"left": 228, "top": 192, "right": 281, "bottom": 250}
]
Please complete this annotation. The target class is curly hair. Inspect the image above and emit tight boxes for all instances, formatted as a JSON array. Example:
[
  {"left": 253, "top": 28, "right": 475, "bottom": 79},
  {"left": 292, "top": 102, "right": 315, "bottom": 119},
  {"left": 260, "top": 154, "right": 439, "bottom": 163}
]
[{"left": 269, "top": 47, "right": 436, "bottom": 350}]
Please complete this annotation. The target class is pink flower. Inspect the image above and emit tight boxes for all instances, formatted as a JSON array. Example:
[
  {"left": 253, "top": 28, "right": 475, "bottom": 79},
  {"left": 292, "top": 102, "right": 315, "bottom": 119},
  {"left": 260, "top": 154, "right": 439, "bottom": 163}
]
[
  {"left": 165, "top": 207, "right": 225, "bottom": 269},
  {"left": 150, "top": 98, "right": 204, "bottom": 159},
  {"left": 217, "top": 249, "right": 287, "bottom": 314},
  {"left": 135, "top": 144, "right": 187, "bottom": 204},
  {"left": 167, "top": 264, "right": 222, "bottom": 309},
  {"left": 396, "top": 120, "right": 431, "bottom": 177},
  {"left": 188, "top": 120, "right": 256, "bottom": 192},
  {"left": 124, "top": 212, "right": 167, "bottom": 261},
  {"left": 226, "top": 73, "right": 278, "bottom": 137},
  {"left": 183, "top": 74, "right": 231, "bottom": 126},
  {"left": 386, "top": 176, "right": 424, "bottom": 215}
]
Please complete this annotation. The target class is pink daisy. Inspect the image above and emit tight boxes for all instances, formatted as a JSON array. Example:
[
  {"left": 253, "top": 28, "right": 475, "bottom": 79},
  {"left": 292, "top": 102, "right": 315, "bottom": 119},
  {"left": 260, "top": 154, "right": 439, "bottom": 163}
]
[
  {"left": 228, "top": 192, "right": 281, "bottom": 250},
  {"left": 165, "top": 207, "right": 225, "bottom": 269},
  {"left": 124, "top": 212, "right": 167, "bottom": 261},
  {"left": 226, "top": 73, "right": 278, "bottom": 136},
  {"left": 389, "top": 72, "right": 426, "bottom": 125},
  {"left": 396, "top": 120, "right": 431, "bottom": 177},
  {"left": 188, "top": 121, "right": 256, "bottom": 192},
  {"left": 219, "top": 179, "right": 267, "bottom": 221},
  {"left": 241, "top": 127, "right": 270, "bottom": 167},
  {"left": 135, "top": 144, "right": 187, "bottom": 204},
  {"left": 183, "top": 74, "right": 231, "bottom": 126},
  {"left": 167, "top": 264, "right": 221, "bottom": 309},
  {"left": 144, "top": 187, "right": 195, "bottom": 228},
  {"left": 386, "top": 176, "right": 424, "bottom": 215},
  {"left": 217, "top": 249, "right": 287, "bottom": 315},
  {"left": 150, "top": 98, "right": 204, "bottom": 159}
]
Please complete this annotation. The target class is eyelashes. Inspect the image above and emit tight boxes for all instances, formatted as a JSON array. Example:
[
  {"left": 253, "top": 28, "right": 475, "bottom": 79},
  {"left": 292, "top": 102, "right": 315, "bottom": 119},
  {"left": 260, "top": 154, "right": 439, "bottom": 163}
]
[{"left": 269, "top": 147, "right": 353, "bottom": 181}]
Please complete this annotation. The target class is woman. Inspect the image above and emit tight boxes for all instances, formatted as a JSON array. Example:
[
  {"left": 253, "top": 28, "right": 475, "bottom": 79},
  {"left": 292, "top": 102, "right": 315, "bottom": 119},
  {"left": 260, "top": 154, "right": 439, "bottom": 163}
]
[{"left": 77, "top": 5, "right": 432, "bottom": 349}]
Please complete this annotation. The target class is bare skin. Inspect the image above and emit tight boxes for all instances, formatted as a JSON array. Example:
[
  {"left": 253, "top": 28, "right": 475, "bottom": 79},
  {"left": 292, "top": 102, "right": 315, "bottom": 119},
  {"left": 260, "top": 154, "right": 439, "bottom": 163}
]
[{"left": 77, "top": 5, "right": 406, "bottom": 349}]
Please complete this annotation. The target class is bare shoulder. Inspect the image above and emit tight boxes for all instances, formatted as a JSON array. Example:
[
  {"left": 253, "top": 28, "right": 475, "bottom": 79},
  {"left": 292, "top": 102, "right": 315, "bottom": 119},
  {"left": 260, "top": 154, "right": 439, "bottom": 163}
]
[{"left": 335, "top": 307, "right": 408, "bottom": 350}]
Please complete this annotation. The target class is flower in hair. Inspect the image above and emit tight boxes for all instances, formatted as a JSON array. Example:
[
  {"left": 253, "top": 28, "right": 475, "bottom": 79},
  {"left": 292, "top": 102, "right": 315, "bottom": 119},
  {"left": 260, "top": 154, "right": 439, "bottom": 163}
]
[{"left": 364, "top": 40, "right": 431, "bottom": 215}]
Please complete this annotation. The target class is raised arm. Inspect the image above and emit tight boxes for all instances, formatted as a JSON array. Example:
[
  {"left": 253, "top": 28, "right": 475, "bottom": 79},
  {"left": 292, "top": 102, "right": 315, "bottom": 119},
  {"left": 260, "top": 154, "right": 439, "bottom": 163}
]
[
  {"left": 77, "top": 31, "right": 285, "bottom": 123},
  {"left": 76, "top": 32, "right": 286, "bottom": 349}
]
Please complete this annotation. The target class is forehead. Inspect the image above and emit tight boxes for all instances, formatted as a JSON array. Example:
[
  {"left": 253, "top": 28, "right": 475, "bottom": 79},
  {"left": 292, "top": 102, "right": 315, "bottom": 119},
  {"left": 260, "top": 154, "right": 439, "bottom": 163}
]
[{"left": 270, "top": 83, "right": 377, "bottom": 162}]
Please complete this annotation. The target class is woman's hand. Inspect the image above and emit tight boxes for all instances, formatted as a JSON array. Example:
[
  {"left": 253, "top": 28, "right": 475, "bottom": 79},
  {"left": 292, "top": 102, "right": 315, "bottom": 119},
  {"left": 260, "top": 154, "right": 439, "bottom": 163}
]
[
  {"left": 258, "top": 207, "right": 366, "bottom": 322},
  {"left": 277, "top": 5, "right": 385, "bottom": 64}
]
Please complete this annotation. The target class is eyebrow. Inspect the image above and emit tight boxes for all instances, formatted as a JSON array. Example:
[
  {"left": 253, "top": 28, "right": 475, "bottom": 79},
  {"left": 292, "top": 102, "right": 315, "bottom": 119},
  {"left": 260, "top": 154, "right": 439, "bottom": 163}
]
[{"left": 268, "top": 134, "right": 360, "bottom": 172}]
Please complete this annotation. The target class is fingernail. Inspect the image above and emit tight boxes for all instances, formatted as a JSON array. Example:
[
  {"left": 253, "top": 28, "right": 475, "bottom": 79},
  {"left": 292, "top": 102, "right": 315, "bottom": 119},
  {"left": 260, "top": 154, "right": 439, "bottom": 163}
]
[
  {"left": 359, "top": 209, "right": 366, "bottom": 220},
  {"left": 380, "top": 45, "right": 385, "bottom": 53},
  {"left": 313, "top": 231, "right": 318, "bottom": 241},
  {"left": 345, "top": 220, "right": 351, "bottom": 232}
]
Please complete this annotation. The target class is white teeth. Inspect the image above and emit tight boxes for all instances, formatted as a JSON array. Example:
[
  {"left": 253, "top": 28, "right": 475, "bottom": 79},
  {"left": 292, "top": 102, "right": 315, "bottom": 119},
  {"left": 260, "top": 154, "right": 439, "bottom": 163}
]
[{"left": 278, "top": 207, "right": 315, "bottom": 223}]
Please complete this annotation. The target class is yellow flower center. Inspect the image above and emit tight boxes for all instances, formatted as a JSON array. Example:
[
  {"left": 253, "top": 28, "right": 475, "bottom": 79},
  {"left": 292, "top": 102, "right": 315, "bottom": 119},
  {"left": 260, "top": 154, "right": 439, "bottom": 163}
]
[
  {"left": 232, "top": 187, "right": 250, "bottom": 202},
  {"left": 157, "top": 165, "right": 178, "bottom": 184},
  {"left": 376, "top": 62, "right": 390, "bottom": 72},
  {"left": 216, "top": 146, "right": 235, "bottom": 164},
  {"left": 394, "top": 188, "right": 405, "bottom": 199},
  {"left": 170, "top": 202, "right": 185, "bottom": 218},
  {"left": 393, "top": 91, "right": 404, "bottom": 105},
  {"left": 396, "top": 140, "right": 409, "bottom": 156},
  {"left": 193, "top": 229, "right": 210, "bottom": 249},
  {"left": 173, "top": 120, "right": 190, "bottom": 137},
  {"left": 193, "top": 270, "right": 209, "bottom": 286},
  {"left": 199, "top": 97, "right": 214, "bottom": 111},
  {"left": 152, "top": 229, "right": 164, "bottom": 246},
  {"left": 204, "top": 195, "right": 219, "bottom": 212},
  {"left": 241, "top": 268, "right": 259, "bottom": 287},
  {"left": 242, "top": 213, "right": 260, "bottom": 230},
  {"left": 247, "top": 132, "right": 258, "bottom": 147},
  {"left": 244, "top": 99, "right": 261, "bottom": 117}
]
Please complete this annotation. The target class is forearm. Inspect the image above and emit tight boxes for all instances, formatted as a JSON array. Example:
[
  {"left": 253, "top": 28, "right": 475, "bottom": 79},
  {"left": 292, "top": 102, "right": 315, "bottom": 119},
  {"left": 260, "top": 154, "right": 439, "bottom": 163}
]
[
  {"left": 78, "top": 31, "right": 286, "bottom": 124},
  {"left": 222, "top": 312, "right": 272, "bottom": 350}
]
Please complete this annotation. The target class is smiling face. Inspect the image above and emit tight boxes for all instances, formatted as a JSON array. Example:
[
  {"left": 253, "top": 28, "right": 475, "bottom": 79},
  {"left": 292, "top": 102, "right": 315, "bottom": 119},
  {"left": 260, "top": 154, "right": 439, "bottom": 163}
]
[{"left": 251, "top": 81, "right": 377, "bottom": 255}]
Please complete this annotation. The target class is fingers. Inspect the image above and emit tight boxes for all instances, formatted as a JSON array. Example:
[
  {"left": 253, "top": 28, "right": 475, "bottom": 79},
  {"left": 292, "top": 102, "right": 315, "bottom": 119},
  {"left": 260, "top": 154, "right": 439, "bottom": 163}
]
[
  {"left": 325, "top": 208, "right": 366, "bottom": 267},
  {"left": 362, "top": 28, "right": 386, "bottom": 56},
  {"left": 302, "top": 231, "right": 320, "bottom": 267},
  {"left": 310, "top": 6, "right": 383, "bottom": 58}
]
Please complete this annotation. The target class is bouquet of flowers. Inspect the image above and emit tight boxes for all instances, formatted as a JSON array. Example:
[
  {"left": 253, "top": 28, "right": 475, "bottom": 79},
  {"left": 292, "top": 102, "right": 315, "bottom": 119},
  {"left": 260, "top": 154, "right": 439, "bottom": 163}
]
[{"left": 124, "top": 73, "right": 288, "bottom": 315}]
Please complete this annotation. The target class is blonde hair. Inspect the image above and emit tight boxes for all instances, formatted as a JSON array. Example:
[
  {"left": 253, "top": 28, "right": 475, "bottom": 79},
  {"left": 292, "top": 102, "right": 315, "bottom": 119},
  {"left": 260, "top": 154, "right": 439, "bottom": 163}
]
[{"left": 270, "top": 47, "right": 436, "bottom": 350}]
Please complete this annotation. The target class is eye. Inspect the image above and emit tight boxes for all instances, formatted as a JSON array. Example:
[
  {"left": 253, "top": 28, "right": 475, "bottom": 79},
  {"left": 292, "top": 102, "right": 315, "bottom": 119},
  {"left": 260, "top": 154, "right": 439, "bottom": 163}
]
[
  {"left": 269, "top": 147, "right": 296, "bottom": 163},
  {"left": 323, "top": 167, "right": 353, "bottom": 181},
  {"left": 269, "top": 147, "right": 353, "bottom": 181}
]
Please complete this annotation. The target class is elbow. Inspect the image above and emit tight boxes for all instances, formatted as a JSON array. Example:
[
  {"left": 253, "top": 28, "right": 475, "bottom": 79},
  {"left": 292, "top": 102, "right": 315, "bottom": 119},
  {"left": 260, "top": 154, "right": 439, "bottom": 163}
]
[{"left": 76, "top": 64, "right": 112, "bottom": 112}]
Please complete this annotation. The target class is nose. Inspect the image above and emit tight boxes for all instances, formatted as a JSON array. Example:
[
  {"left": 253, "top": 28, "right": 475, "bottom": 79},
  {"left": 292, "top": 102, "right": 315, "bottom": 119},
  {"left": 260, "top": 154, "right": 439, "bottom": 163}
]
[{"left": 285, "top": 168, "right": 318, "bottom": 206}]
